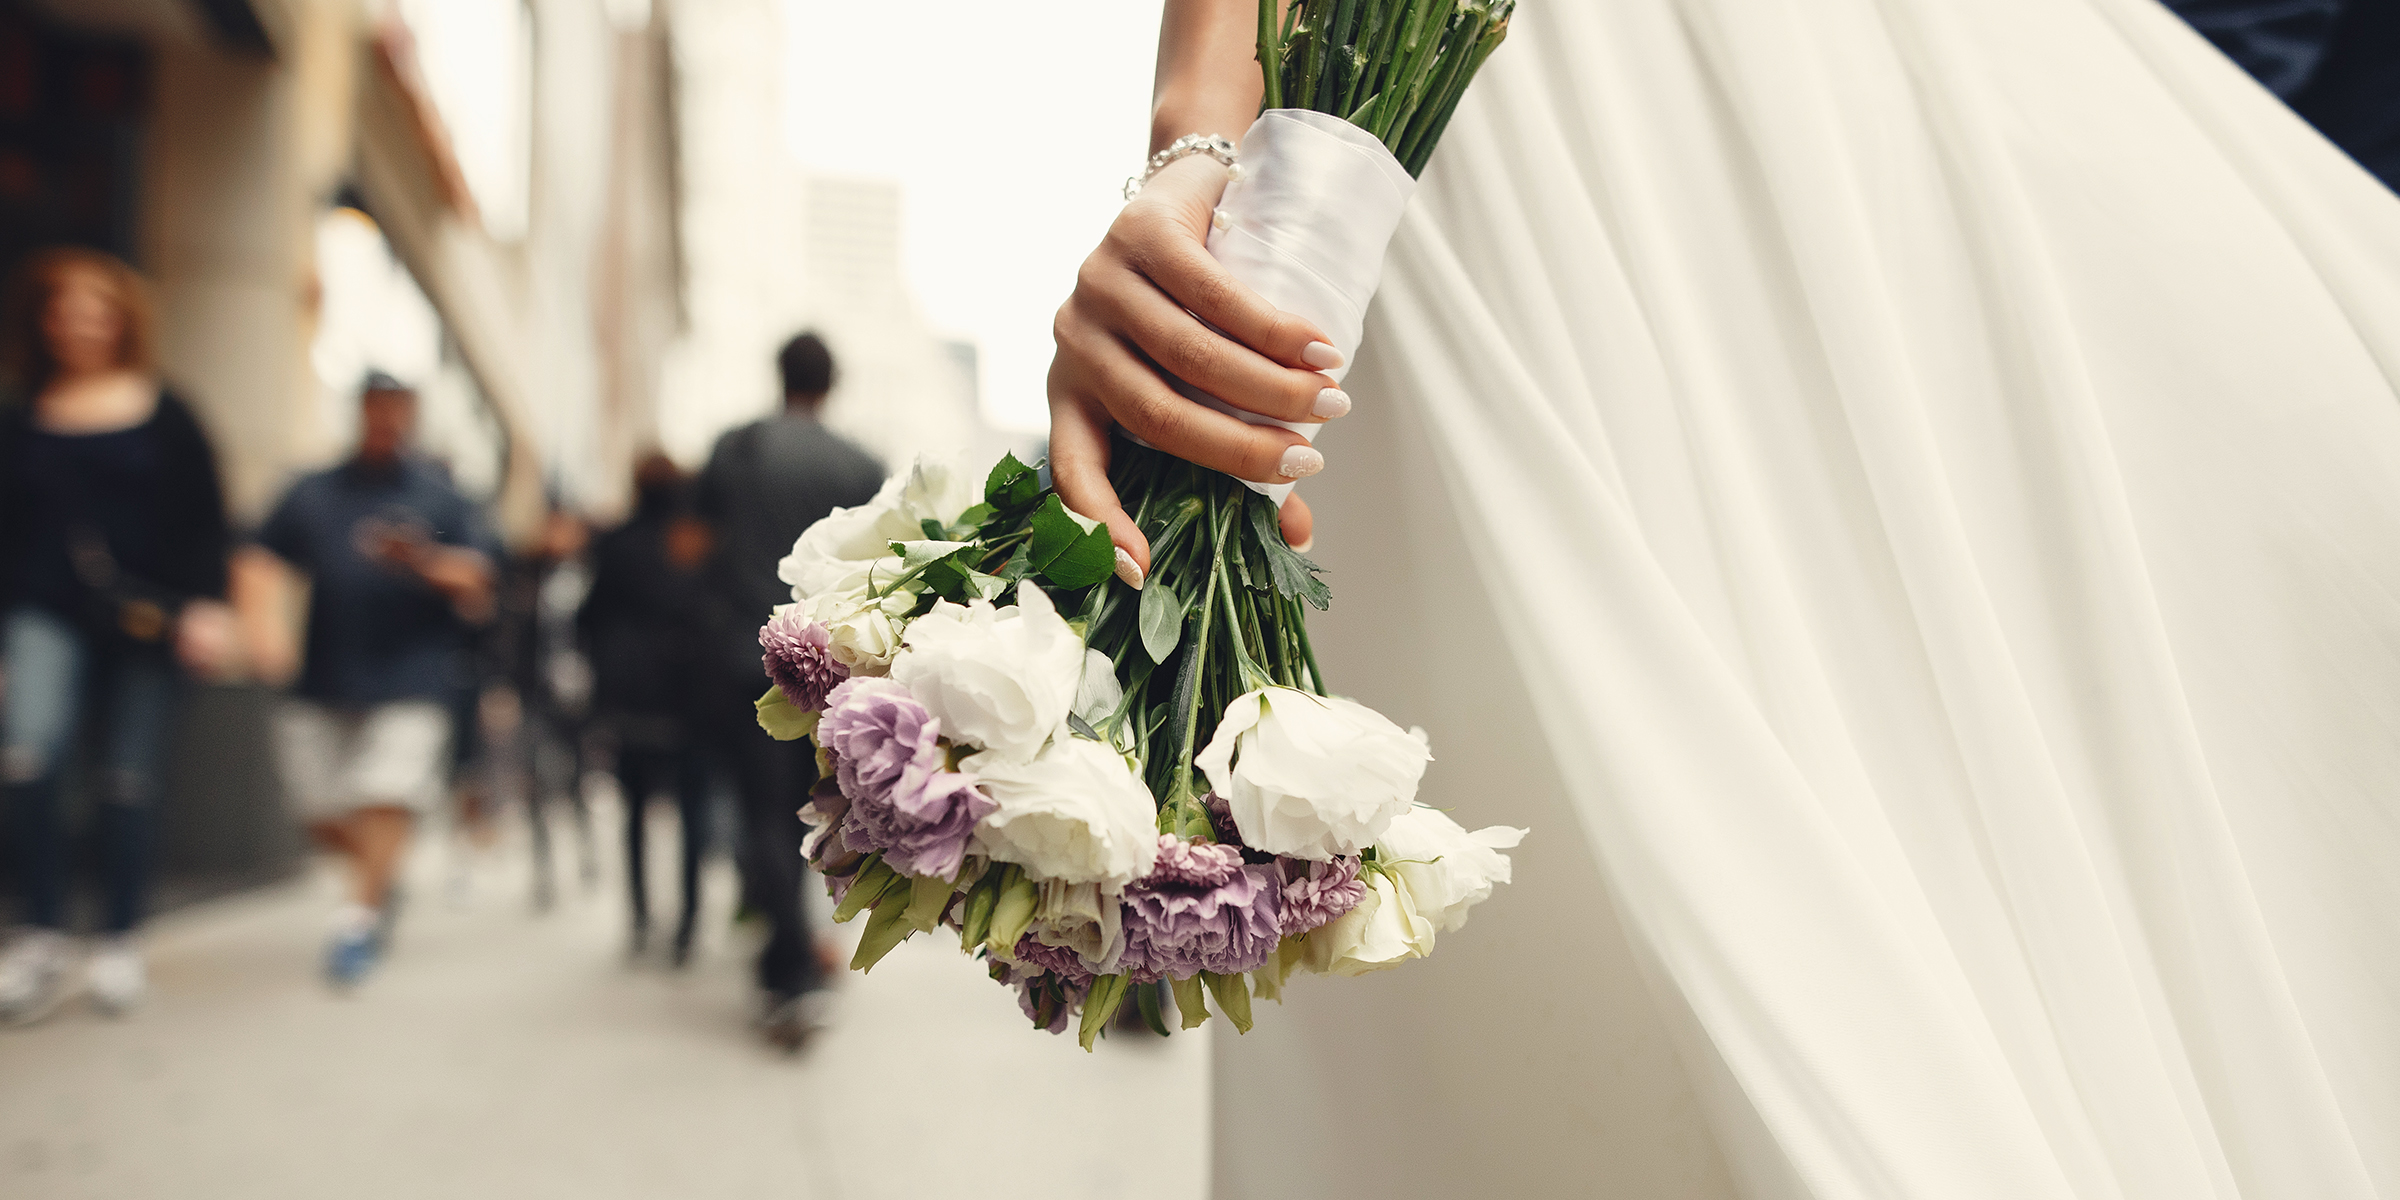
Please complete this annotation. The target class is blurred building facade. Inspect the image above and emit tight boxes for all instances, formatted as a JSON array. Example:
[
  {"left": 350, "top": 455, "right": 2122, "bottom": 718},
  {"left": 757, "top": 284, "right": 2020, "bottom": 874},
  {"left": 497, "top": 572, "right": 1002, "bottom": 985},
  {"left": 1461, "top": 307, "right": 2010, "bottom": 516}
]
[
  {"left": 657, "top": 0, "right": 1001, "bottom": 475},
  {"left": 0, "top": 0, "right": 686, "bottom": 902},
  {"left": 2, "top": 0, "right": 684, "bottom": 528}
]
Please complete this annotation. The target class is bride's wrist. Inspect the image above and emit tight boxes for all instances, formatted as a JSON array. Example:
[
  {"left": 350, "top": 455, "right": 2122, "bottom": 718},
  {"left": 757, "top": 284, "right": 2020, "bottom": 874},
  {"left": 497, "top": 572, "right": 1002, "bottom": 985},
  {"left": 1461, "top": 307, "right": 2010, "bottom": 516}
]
[{"left": 1135, "top": 154, "right": 1233, "bottom": 227}]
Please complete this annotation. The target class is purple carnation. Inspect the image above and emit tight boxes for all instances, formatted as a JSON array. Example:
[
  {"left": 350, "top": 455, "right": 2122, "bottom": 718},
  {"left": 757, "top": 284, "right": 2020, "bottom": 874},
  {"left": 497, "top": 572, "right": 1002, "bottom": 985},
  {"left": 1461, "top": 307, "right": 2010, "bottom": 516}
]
[
  {"left": 760, "top": 609, "right": 848, "bottom": 710},
  {"left": 1117, "top": 835, "right": 1283, "bottom": 983},
  {"left": 1012, "top": 935, "right": 1096, "bottom": 987},
  {"left": 845, "top": 770, "right": 991, "bottom": 880},
  {"left": 1004, "top": 963, "right": 1084, "bottom": 1035},
  {"left": 1277, "top": 856, "right": 1366, "bottom": 936},
  {"left": 816, "top": 678, "right": 994, "bottom": 881}
]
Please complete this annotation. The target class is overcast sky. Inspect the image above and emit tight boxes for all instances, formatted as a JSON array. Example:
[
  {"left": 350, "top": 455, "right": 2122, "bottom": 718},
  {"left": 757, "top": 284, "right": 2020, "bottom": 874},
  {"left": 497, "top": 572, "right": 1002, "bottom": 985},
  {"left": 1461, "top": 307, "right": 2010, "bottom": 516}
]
[{"left": 781, "top": 1, "right": 1166, "bottom": 432}]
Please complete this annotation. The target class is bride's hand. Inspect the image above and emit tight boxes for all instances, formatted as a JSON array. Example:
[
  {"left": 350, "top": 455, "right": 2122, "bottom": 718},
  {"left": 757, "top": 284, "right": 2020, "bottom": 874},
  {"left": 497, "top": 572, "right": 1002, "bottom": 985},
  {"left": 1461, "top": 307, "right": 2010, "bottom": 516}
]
[{"left": 1048, "top": 154, "right": 1340, "bottom": 578}]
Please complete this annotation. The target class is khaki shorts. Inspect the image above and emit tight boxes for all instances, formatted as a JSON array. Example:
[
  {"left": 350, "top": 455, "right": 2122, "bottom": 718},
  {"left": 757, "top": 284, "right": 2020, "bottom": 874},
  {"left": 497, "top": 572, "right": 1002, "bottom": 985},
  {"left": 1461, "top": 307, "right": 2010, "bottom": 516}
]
[{"left": 275, "top": 699, "right": 452, "bottom": 820}]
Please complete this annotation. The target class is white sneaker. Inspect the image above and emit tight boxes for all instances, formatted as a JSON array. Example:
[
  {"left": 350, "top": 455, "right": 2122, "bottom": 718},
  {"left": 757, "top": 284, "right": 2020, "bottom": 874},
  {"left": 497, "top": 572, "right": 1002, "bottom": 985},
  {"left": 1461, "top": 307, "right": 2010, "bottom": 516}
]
[
  {"left": 87, "top": 937, "right": 147, "bottom": 1016},
  {"left": 0, "top": 930, "right": 72, "bottom": 1027}
]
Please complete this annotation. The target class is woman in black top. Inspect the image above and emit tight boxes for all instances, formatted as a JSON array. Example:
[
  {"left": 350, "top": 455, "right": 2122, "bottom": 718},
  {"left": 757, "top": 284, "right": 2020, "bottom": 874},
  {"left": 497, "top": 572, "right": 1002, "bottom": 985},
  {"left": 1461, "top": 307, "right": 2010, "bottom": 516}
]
[{"left": 0, "top": 247, "right": 233, "bottom": 1023}]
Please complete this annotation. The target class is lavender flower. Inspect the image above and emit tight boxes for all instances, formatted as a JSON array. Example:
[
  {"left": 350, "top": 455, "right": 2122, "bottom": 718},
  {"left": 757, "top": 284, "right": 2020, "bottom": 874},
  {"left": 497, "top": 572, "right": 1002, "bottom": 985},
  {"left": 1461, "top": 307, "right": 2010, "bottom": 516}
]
[
  {"left": 1012, "top": 935, "right": 1096, "bottom": 986},
  {"left": 760, "top": 607, "right": 848, "bottom": 711},
  {"left": 1278, "top": 855, "right": 1366, "bottom": 936},
  {"left": 817, "top": 678, "right": 994, "bottom": 881},
  {"left": 1004, "top": 962, "right": 1085, "bottom": 1035},
  {"left": 1118, "top": 835, "right": 1283, "bottom": 983}
]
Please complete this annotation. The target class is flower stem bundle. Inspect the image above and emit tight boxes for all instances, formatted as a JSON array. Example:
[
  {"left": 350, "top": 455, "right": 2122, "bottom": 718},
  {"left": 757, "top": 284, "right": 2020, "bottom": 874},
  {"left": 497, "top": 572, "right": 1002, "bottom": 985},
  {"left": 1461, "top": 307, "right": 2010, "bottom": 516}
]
[{"left": 1258, "top": 0, "right": 1516, "bottom": 176}]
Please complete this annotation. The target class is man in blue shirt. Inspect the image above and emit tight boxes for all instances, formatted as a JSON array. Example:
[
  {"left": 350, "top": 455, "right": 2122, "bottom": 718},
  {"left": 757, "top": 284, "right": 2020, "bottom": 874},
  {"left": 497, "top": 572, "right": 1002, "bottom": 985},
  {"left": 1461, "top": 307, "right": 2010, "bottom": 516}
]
[{"left": 235, "top": 372, "right": 499, "bottom": 987}]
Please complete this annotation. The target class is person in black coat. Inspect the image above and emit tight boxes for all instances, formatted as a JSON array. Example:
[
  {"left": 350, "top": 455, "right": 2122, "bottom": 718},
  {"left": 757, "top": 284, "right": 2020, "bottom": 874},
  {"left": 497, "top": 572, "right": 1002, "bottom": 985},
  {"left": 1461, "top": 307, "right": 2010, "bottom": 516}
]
[
  {"left": 580, "top": 453, "right": 717, "bottom": 963},
  {"left": 695, "top": 332, "right": 882, "bottom": 1052},
  {"left": 2169, "top": 0, "right": 2400, "bottom": 190},
  {"left": 0, "top": 247, "right": 235, "bottom": 1023}
]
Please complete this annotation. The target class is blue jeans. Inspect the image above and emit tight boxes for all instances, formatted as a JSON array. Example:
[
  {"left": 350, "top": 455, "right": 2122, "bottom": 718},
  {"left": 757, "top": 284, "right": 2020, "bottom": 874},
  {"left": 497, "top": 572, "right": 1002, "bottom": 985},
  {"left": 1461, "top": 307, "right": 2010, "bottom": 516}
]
[{"left": 3, "top": 606, "right": 180, "bottom": 934}]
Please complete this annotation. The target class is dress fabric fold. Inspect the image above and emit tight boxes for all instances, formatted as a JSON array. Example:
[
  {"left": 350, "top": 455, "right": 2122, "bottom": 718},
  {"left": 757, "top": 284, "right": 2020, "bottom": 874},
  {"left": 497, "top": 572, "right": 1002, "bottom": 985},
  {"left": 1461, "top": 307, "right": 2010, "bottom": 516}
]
[{"left": 1355, "top": 0, "right": 2400, "bottom": 1195}]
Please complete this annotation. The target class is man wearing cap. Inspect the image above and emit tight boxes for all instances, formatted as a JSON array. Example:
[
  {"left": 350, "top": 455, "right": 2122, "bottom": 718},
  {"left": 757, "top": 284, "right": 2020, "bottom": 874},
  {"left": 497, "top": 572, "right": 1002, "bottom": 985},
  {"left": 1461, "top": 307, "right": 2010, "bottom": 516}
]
[{"left": 234, "top": 372, "right": 499, "bottom": 987}]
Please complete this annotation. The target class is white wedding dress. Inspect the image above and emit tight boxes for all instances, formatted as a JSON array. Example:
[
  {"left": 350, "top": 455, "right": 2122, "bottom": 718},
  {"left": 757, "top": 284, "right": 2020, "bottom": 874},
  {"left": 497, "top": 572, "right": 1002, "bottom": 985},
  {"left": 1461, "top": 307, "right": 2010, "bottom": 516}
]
[{"left": 1211, "top": 2, "right": 2400, "bottom": 1198}]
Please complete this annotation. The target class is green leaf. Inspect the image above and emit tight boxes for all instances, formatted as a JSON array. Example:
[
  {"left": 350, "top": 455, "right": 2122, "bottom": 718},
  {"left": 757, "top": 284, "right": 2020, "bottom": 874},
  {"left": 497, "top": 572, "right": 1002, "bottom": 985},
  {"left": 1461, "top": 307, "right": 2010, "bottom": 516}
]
[
  {"left": 1202, "top": 970, "right": 1255, "bottom": 1034},
  {"left": 961, "top": 568, "right": 1009, "bottom": 602},
  {"left": 831, "top": 857, "right": 897, "bottom": 924},
  {"left": 946, "top": 502, "right": 996, "bottom": 539},
  {"left": 1028, "top": 494, "right": 1116, "bottom": 589},
  {"left": 1078, "top": 973, "right": 1131, "bottom": 1051},
  {"left": 985, "top": 452, "right": 1042, "bottom": 509},
  {"left": 754, "top": 687, "right": 818, "bottom": 742},
  {"left": 920, "top": 517, "right": 948, "bottom": 540},
  {"left": 850, "top": 881, "right": 919, "bottom": 972},
  {"left": 1143, "top": 496, "right": 1204, "bottom": 558},
  {"left": 1170, "top": 975, "right": 1211, "bottom": 1030},
  {"left": 1134, "top": 980, "right": 1173, "bottom": 1037},
  {"left": 996, "top": 542, "right": 1033, "bottom": 584},
  {"left": 1245, "top": 492, "right": 1332, "bottom": 610},
  {"left": 922, "top": 556, "right": 1006, "bottom": 605},
  {"left": 889, "top": 539, "right": 975, "bottom": 573},
  {"left": 902, "top": 871, "right": 955, "bottom": 934},
  {"left": 1138, "top": 580, "right": 1185, "bottom": 663}
]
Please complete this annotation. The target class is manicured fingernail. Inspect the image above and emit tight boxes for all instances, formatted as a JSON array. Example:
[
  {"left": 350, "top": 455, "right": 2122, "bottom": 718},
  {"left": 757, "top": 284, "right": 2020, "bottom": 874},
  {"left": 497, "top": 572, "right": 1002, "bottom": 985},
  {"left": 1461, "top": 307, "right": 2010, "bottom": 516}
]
[
  {"left": 1277, "top": 445, "right": 1325, "bottom": 479},
  {"left": 1301, "top": 341, "right": 1344, "bottom": 371},
  {"left": 1310, "top": 387, "right": 1351, "bottom": 419},
  {"left": 1113, "top": 547, "right": 1145, "bottom": 590},
  {"left": 1290, "top": 536, "right": 1314, "bottom": 554}
]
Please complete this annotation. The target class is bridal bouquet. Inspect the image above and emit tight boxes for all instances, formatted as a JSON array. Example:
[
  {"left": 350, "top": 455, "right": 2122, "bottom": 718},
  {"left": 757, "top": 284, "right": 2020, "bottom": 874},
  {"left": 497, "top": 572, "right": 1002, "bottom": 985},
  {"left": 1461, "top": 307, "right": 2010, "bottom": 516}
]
[
  {"left": 756, "top": 451, "right": 1523, "bottom": 1048},
  {"left": 751, "top": 1, "right": 1524, "bottom": 1050}
]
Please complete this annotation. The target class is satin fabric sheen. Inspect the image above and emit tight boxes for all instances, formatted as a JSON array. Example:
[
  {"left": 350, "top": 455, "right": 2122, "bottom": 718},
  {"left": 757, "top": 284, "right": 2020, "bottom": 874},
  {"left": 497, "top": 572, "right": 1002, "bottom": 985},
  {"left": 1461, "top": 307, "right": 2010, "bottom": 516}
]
[
  {"left": 1174, "top": 109, "right": 1414, "bottom": 505},
  {"left": 1291, "top": 0, "right": 2400, "bottom": 1195}
]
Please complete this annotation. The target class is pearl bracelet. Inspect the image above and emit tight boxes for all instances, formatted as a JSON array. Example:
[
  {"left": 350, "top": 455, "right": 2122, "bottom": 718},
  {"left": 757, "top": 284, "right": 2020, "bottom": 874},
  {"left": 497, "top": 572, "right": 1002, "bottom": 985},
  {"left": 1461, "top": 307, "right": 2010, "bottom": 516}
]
[{"left": 1123, "top": 133, "right": 1240, "bottom": 201}]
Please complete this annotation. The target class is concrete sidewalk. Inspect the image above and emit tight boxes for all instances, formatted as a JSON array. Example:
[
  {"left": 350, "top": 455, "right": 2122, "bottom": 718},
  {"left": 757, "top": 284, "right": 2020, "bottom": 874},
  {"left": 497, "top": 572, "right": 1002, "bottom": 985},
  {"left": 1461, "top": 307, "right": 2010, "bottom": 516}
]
[{"left": 0, "top": 803, "right": 1208, "bottom": 1200}]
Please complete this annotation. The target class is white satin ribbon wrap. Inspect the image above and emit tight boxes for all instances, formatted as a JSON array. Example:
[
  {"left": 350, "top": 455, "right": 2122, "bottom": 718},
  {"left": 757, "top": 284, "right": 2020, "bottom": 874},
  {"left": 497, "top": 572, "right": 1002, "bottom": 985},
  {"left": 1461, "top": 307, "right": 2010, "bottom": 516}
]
[{"left": 1174, "top": 109, "right": 1416, "bottom": 506}]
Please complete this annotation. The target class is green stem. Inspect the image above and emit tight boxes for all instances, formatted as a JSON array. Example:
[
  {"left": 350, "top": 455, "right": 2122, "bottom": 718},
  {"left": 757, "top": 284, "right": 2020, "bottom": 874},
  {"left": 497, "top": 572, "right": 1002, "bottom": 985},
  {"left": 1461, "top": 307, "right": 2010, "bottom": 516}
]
[
  {"left": 1257, "top": 0, "right": 1284, "bottom": 109},
  {"left": 1167, "top": 495, "right": 1237, "bottom": 802}
]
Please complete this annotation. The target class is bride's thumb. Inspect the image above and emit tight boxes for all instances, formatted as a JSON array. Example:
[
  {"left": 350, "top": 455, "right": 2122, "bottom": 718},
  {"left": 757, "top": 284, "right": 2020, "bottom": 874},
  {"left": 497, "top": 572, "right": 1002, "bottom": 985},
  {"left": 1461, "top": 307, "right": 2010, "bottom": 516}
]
[{"left": 1278, "top": 493, "right": 1315, "bottom": 555}]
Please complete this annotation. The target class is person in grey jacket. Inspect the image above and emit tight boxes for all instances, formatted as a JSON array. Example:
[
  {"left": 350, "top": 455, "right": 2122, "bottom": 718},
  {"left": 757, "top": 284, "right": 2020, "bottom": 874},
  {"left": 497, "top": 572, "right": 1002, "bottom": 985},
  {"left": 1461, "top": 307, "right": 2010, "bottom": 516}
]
[{"left": 696, "top": 332, "right": 881, "bottom": 1052}]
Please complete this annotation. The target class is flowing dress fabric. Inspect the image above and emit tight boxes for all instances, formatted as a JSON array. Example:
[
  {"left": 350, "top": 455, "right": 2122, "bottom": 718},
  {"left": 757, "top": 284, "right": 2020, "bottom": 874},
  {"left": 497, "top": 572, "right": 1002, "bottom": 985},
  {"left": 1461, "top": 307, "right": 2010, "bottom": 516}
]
[{"left": 1359, "top": 0, "right": 2400, "bottom": 1196}]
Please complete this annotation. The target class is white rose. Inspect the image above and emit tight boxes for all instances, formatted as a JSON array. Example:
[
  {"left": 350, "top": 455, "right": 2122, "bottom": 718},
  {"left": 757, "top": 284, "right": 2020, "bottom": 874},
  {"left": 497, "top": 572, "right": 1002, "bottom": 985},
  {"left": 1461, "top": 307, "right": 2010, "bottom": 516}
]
[
  {"left": 966, "top": 736, "right": 1160, "bottom": 888},
  {"left": 1301, "top": 870, "right": 1433, "bottom": 977},
  {"left": 1374, "top": 805, "right": 1526, "bottom": 934},
  {"left": 891, "top": 582, "right": 1084, "bottom": 761},
  {"left": 802, "top": 588, "right": 914, "bottom": 675},
  {"left": 777, "top": 454, "right": 981, "bottom": 601},
  {"left": 1026, "top": 879, "right": 1126, "bottom": 973},
  {"left": 1195, "top": 687, "right": 1432, "bottom": 861}
]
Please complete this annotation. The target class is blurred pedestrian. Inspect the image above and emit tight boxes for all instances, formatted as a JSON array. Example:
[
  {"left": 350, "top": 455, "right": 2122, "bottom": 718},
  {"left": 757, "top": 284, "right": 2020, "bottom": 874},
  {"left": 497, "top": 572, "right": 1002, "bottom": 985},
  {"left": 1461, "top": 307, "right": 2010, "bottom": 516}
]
[
  {"left": 580, "top": 453, "right": 714, "bottom": 963},
  {"left": 234, "top": 372, "right": 499, "bottom": 989},
  {"left": 2167, "top": 0, "right": 2400, "bottom": 189},
  {"left": 493, "top": 503, "right": 596, "bottom": 909},
  {"left": 0, "top": 247, "right": 235, "bottom": 1023},
  {"left": 697, "top": 332, "right": 880, "bottom": 1051}
]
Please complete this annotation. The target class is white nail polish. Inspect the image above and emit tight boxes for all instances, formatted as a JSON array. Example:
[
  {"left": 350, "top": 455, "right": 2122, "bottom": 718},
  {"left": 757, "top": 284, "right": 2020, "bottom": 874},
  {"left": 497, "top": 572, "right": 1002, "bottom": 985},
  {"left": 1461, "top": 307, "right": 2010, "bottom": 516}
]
[
  {"left": 1277, "top": 446, "right": 1325, "bottom": 479},
  {"left": 1290, "top": 536, "right": 1315, "bottom": 555},
  {"left": 1301, "top": 342, "right": 1344, "bottom": 371},
  {"left": 1311, "top": 388, "right": 1351, "bottom": 419},
  {"left": 1113, "top": 546, "right": 1145, "bottom": 590}
]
